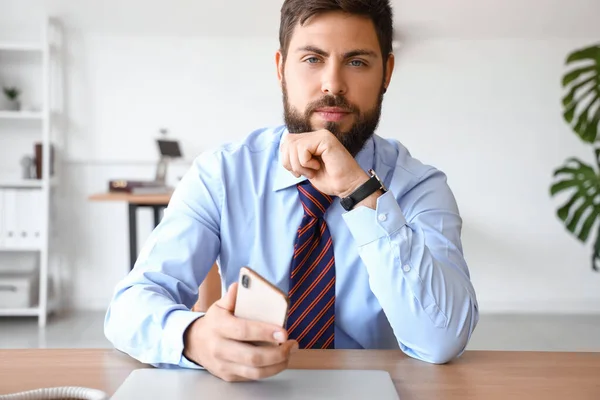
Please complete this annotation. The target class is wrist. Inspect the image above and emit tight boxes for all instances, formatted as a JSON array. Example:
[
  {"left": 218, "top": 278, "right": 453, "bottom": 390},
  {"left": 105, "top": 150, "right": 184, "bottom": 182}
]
[
  {"left": 339, "top": 169, "right": 386, "bottom": 211},
  {"left": 338, "top": 171, "right": 370, "bottom": 199},
  {"left": 183, "top": 316, "right": 205, "bottom": 365},
  {"left": 354, "top": 189, "right": 383, "bottom": 210}
]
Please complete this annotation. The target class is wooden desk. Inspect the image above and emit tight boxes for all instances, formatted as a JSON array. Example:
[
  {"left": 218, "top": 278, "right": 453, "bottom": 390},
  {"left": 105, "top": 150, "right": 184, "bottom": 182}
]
[
  {"left": 88, "top": 192, "right": 222, "bottom": 312},
  {"left": 1, "top": 349, "right": 599, "bottom": 399}
]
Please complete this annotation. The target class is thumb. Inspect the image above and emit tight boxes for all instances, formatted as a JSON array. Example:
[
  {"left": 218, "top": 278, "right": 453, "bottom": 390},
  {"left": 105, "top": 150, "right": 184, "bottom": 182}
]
[{"left": 215, "top": 282, "right": 238, "bottom": 312}]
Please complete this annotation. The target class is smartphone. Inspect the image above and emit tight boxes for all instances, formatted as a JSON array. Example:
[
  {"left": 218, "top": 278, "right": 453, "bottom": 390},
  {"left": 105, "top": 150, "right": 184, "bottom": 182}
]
[{"left": 233, "top": 266, "right": 290, "bottom": 329}]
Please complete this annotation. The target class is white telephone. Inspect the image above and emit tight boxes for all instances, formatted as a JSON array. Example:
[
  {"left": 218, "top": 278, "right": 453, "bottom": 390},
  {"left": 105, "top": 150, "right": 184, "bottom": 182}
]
[{"left": 0, "top": 386, "right": 108, "bottom": 400}]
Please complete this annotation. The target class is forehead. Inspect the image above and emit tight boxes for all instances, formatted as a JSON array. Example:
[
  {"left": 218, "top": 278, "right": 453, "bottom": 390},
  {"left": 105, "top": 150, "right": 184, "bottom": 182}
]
[{"left": 289, "top": 11, "right": 381, "bottom": 54}]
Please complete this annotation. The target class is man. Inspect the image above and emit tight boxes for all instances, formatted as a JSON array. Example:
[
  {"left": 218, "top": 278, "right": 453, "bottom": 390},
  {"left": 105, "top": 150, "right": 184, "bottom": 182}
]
[{"left": 104, "top": 0, "right": 479, "bottom": 382}]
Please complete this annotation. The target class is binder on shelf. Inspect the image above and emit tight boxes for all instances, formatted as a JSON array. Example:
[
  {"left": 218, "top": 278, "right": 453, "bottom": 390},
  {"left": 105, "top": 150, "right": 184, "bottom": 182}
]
[
  {"left": 0, "top": 188, "right": 43, "bottom": 249},
  {"left": 2, "top": 189, "right": 18, "bottom": 248},
  {"left": 20, "top": 189, "right": 43, "bottom": 248},
  {"left": 32, "top": 190, "right": 43, "bottom": 247},
  {"left": 14, "top": 189, "right": 26, "bottom": 248}
]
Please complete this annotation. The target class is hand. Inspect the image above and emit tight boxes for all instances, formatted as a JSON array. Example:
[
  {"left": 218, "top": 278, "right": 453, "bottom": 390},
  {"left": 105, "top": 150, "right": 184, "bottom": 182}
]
[
  {"left": 183, "top": 283, "right": 298, "bottom": 382},
  {"left": 280, "top": 129, "right": 369, "bottom": 198}
]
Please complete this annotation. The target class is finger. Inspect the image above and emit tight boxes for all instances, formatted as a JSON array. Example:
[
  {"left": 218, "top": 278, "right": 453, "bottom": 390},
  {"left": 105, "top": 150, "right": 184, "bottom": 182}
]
[
  {"left": 219, "top": 315, "right": 288, "bottom": 344},
  {"left": 298, "top": 147, "right": 321, "bottom": 171},
  {"left": 215, "top": 339, "right": 291, "bottom": 367},
  {"left": 228, "top": 358, "right": 290, "bottom": 381},
  {"left": 289, "top": 145, "right": 316, "bottom": 178},
  {"left": 309, "top": 129, "right": 340, "bottom": 157},
  {"left": 212, "top": 364, "right": 252, "bottom": 382},
  {"left": 215, "top": 282, "right": 238, "bottom": 312},
  {"left": 280, "top": 138, "right": 294, "bottom": 175}
]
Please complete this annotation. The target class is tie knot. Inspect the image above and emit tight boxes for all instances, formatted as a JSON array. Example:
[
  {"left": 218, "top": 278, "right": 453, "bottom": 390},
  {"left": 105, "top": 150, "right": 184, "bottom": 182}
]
[{"left": 296, "top": 181, "right": 334, "bottom": 219}]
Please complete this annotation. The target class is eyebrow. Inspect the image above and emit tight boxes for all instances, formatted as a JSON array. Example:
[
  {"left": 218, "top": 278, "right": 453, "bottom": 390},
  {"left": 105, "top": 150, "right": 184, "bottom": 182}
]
[{"left": 296, "top": 45, "right": 378, "bottom": 59}]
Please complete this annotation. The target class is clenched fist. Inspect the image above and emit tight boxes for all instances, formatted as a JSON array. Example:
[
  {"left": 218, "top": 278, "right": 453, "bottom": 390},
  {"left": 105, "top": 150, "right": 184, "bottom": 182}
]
[{"left": 280, "top": 129, "right": 370, "bottom": 198}]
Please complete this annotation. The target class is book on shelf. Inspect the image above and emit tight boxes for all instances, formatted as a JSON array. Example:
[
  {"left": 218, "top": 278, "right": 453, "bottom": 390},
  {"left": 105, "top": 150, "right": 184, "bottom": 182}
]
[{"left": 34, "top": 142, "right": 55, "bottom": 179}]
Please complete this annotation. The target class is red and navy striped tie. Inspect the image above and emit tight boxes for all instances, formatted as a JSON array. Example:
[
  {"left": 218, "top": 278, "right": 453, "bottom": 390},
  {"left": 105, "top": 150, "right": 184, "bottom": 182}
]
[{"left": 287, "top": 180, "right": 335, "bottom": 349}]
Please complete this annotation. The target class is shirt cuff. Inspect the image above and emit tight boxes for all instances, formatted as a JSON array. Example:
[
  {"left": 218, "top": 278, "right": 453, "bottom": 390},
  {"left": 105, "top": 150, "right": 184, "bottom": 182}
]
[
  {"left": 179, "top": 354, "right": 205, "bottom": 369},
  {"left": 164, "top": 309, "right": 205, "bottom": 368},
  {"left": 342, "top": 191, "right": 407, "bottom": 246}
]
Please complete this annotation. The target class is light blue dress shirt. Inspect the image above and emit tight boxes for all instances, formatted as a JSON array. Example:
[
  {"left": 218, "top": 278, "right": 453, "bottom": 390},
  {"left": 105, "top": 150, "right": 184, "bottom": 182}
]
[{"left": 104, "top": 125, "right": 479, "bottom": 368}]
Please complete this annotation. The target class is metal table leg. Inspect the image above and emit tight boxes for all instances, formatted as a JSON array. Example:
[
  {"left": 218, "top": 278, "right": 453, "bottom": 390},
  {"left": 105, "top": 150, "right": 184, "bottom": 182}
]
[
  {"left": 128, "top": 203, "right": 138, "bottom": 270},
  {"left": 153, "top": 206, "right": 162, "bottom": 227},
  {"left": 127, "top": 203, "right": 166, "bottom": 271}
]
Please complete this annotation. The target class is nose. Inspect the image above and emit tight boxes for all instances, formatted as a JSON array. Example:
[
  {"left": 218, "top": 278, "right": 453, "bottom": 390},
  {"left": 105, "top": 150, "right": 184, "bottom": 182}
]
[{"left": 321, "top": 64, "right": 347, "bottom": 96}]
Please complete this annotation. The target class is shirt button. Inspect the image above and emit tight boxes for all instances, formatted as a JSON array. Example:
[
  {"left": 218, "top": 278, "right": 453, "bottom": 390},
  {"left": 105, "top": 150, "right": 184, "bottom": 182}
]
[
  {"left": 378, "top": 213, "right": 387, "bottom": 222},
  {"left": 402, "top": 265, "right": 411, "bottom": 272}
]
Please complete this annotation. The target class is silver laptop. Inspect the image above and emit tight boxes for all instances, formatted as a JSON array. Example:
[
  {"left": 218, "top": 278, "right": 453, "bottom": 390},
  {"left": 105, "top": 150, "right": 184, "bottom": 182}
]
[{"left": 111, "top": 368, "right": 400, "bottom": 399}]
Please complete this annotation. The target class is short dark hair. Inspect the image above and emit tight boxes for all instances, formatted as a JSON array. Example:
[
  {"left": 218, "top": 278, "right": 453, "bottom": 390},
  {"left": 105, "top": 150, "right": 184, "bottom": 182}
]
[{"left": 279, "top": 0, "right": 394, "bottom": 63}]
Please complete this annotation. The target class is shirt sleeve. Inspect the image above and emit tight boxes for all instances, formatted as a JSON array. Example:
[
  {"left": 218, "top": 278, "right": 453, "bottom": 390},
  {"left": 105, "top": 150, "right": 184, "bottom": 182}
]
[
  {"left": 104, "top": 151, "right": 223, "bottom": 369},
  {"left": 342, "top": 167, "right": 479, "bottom": 364}
]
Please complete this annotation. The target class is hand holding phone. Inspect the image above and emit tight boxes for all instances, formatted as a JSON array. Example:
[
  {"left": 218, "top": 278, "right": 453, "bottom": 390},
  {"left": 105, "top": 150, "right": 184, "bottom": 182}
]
[{"left": 182, "top": 267, "right": 298, "bottom": 382}]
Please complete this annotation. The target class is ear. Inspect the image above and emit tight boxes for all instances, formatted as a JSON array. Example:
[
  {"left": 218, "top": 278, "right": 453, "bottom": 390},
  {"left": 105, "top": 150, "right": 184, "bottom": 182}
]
[
  {"left": 383, "top": 53, "right": 395, "bottom": 92},
  {"left": 276, "top": 50, "right": 285, "bottom": 88}
]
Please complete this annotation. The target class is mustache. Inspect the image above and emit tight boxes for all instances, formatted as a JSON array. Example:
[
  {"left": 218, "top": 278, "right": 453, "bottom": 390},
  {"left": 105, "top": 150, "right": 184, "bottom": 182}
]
[{"left": 305, "top": 95, "right": 358, "bottom": 115}]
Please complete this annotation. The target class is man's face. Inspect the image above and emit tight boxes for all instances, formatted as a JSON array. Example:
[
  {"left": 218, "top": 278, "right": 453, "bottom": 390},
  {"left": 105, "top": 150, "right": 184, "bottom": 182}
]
[{"left": 277, "top": 11, "right": 394, "bottom": 156}]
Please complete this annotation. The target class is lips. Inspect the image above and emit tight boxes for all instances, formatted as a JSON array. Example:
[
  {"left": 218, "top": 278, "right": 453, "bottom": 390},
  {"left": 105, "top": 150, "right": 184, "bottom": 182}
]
[
  {"left": 314, "top": 107, "right": 352, "bottom": 122},
  {"left": 315, "top": 107, "right": 351, "bottom": 113}
]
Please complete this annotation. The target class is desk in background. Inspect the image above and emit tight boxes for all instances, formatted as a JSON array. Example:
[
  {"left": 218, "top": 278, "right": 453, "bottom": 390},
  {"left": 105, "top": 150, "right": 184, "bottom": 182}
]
[
  {"left": 88, "top": 192, "right": 221, "bottom": 312},
  {"left": 89, "top": 192, "right": 172, "bottom": 269},
  {"left": 1, "top": 349, "right": 600, "bottom": 399}
]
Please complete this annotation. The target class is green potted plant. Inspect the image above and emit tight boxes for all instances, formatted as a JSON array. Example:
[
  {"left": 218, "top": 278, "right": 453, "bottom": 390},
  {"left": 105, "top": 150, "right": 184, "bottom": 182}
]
[
  {"left": 2, "top": 86, "right": 21, "bottom": 111},
  {"left": 550, "top": 43, "right": 600, "bottom": 271}
]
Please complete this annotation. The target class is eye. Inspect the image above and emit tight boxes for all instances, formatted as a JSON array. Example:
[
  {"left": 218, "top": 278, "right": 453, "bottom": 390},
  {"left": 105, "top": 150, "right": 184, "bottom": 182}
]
[
  {"left": 349, "top": 59, "right": 366, "bottom": 67},
  {"left": 304, "top": 56, "right": 321, "bottom": 64}
]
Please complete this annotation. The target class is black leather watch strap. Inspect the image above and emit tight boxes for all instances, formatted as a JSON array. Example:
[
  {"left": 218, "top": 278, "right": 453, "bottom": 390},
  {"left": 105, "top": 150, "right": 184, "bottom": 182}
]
[{"left": 340, "top": 171, "right": 385, "bottom": 211}]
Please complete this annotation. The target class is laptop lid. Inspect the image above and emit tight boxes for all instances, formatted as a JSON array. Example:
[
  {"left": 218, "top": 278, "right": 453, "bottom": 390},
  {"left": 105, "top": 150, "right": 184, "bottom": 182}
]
[{"left": 111, "top": 368, "right": 400, "bottom": 399}]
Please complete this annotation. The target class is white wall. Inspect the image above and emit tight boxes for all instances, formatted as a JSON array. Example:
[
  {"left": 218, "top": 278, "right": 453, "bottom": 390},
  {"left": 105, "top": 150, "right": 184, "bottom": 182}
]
[
  {"left": 61, "top": 35, "right": 283, "bottom": 163},
  {"left": 1, "top": 0, "right": 600, "bottom": 312},
  {"left": 390, "top": 39, "right": 600, "bottom": 313}
]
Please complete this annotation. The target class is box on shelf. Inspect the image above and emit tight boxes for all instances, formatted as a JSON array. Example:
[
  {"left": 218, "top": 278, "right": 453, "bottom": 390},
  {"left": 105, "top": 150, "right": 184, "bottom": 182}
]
[{"left": 0, "top": 270, "right": 39, "bottom": 308}]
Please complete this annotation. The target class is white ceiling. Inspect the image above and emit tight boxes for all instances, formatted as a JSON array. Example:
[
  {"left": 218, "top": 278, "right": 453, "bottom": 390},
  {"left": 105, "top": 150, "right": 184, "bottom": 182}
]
[{"left": 1, "top": 0, "right": 599, "bottom": 40}]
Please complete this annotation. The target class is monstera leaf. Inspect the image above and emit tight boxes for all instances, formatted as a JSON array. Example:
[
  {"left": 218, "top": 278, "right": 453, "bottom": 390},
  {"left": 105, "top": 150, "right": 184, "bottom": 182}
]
[
  {"left": 550, "top": 152, "right": 600, "bottom": 271},
  {"left": 562, "top": 44, "right": 600, "bottom": 143}
]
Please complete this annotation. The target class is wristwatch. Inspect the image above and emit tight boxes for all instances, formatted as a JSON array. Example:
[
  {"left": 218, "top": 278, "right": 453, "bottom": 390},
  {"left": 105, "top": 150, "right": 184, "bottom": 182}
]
[{"left": 340, "top": 169, "right": 386, "bottom": 211}]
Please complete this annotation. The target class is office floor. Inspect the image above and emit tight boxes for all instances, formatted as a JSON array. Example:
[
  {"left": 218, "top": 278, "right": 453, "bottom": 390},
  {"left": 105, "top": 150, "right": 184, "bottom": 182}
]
[{"left": 0, "top": 311, "right": 599, "bottom": 351}]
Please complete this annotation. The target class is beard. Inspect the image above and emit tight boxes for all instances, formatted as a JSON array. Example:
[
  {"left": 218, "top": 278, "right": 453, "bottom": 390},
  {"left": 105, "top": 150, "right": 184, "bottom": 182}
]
[{"left": 282, "top": 79, "right": 385, "bottom": 157}]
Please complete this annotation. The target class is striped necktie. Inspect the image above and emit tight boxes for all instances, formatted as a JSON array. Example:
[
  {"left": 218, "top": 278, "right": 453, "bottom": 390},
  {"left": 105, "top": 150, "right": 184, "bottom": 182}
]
[{"left": 286, "top": 180, "right": 335, "bottom": 349}]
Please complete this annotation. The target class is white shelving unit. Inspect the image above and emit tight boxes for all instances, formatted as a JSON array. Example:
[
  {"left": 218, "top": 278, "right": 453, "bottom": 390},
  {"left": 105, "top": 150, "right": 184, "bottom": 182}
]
[{"left": 0, "top": 18, "right": 63, "bottom": 327}]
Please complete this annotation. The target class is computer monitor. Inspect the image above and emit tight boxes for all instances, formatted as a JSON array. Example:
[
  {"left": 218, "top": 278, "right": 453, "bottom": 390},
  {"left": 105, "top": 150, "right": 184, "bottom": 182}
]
[{"left": 157, "top": 139, "right": 182, "bottom": 158}]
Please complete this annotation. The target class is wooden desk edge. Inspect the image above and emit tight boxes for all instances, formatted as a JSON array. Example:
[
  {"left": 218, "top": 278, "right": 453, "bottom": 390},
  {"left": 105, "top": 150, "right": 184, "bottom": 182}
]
[
  {"left": 2, "top": 349, "right": 600, "bottom": 399},
  {"left": 88, "top": 192, "right": 172, "bottom": 205}
]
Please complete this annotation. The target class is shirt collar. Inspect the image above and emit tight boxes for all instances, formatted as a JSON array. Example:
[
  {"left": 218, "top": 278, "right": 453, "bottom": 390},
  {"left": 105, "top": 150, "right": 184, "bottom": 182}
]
[{"left": 272, "top": 128, "right": 376, "bottom": 192}]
